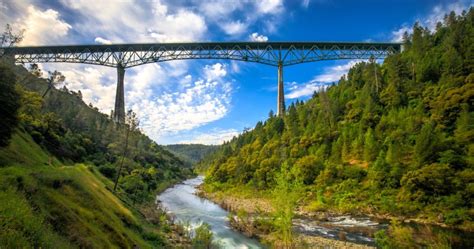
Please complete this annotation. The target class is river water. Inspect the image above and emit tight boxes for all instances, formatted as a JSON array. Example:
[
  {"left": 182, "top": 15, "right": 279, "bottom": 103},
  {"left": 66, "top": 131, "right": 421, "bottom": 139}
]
[
  {"left": 158, "top": 176, "right": 473, "bottom": 248},
  {"left": 157, "top": 176, "right": 384, "bottom": 248},
  {"left": 157, "top": 176, "right": 263, "bottom": 249}
]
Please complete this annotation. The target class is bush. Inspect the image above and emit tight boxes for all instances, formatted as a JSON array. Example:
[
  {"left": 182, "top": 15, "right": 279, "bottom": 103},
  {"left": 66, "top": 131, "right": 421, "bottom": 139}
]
[
  {"left": 98, "top": 164, "right": 116, "bottom": 179},
  {"left": 444, "top": 209, "right": 470, "bottom": 225},
  {"left": 192, "top": 223, "right": 213, "bottom": 249}
]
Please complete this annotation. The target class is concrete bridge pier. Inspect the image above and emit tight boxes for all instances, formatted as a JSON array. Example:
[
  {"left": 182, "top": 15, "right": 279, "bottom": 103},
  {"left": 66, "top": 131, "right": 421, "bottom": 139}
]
[
  {"left": 113, "top": 64, "right": 125, "bottom": 123},
  {"left": 277, "top": 61, "right": 285, "bottom": 116}
]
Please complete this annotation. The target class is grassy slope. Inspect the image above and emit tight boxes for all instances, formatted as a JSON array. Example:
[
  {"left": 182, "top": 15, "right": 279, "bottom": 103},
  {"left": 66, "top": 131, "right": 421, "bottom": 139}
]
[{"left": 0, "top": 130, "right": 170, "bottom": 248}]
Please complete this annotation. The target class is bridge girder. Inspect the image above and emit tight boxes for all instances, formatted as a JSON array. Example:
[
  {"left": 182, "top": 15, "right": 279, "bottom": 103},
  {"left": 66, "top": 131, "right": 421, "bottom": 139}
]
[
  {"left": 1, "top": 42, "right": 402, "bottom": 123},
  {"left": 1, "top": 42, "right": 401, "bottom": 68}
]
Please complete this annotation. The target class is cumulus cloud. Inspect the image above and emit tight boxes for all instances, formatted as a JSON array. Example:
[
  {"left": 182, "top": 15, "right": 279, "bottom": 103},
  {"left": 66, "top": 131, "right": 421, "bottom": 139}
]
[
  {"left": 128, "top": 63, "right": 233, "bottom": 142},
  {"left": 94, "top": 37, "right": 112, "bottom": 44},
  {"left": 286, "top": 60, "right": 363, "bottom": 99},
  {"left": 147, "top": 9, "right": 207, "bottom": 42},
  {"left": 59, "top": 0, "right": 207, "bottom": 43},
  {"left": 203, "top": 63, "right": 227, "bottom": 81},
  {"left": 391, "top": 1, "right": 470, "bottom": 41},
  {"left": 285, "top": 81, "right": 330, "bottom": 99},
  {"left": 256, "top": 0, "right": 284, "bottom": 14},
  {"left": 197, "top": 0, "right": 284, "bottom": 38},
  {"left": 30, "top": 63, "right": 117, "bottom": 113},
  {"left": 199, "top": 1, "right": 243, "bottom": 21},
  {"left": 221, "top": 20, "right": 248, "bottom": 36},
  {"left": 249, "top": 32, "right": 268, "bottom": 42},
  {"left": 0, "top": 0, "right": 290, "bottom": 144},
  {"left": 16, "top": 5, "right": 71, "bottom": 45},
  {"left": 313, "top": 60, "right": 362, "bottom": 83}
]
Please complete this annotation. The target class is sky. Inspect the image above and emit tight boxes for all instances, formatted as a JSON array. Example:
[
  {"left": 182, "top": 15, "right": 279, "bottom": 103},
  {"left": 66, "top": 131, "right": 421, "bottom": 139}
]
[{"left": 0, "top": 0, "right": 471, "bottom": 145}]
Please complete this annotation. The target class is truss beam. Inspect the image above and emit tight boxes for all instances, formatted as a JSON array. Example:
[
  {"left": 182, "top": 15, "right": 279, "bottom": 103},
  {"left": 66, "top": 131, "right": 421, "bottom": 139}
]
[{"left": 2, "top": 41, "right": 402, "bottom": 68}]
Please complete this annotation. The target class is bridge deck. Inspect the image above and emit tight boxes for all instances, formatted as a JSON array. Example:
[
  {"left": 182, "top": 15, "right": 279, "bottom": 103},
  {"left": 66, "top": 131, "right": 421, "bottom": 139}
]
[{"left": 1, "top": 41, "right": 402, "bottom": 68}]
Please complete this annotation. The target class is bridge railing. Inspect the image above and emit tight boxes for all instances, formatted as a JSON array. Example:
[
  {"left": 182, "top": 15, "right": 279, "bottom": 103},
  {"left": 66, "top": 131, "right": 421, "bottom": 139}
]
[{"left": 1, "top": 42, "right": 401, "bottom": 68}]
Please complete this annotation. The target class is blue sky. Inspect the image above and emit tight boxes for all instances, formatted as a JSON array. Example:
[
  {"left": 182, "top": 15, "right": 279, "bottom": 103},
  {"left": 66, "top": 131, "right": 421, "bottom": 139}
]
[{"left": 1, "top": 0, "right": 471, "bottom": 144}]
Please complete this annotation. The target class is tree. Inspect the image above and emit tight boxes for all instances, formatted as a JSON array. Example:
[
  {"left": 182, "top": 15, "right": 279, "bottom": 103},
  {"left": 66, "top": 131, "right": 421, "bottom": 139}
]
[
  {"left": 414, "top": 122, "right": 437, "bottom": 166},
  {"left": 0, "top": 65, "right": 20, "bottom": 147},
  {"left": 42, "top": 71, "right": 66, "bottom": 98},
  {"left": 291, "top": 155, "right": 323, "bottom": 185},
  {"left": 113, "top": 109, "right": 140, "bottom": 191},
  {"left": 272, "top": 162, "right": 303, "bottom": 248},
  {"left": 28, "top": 64, "right": 43, "bottom": 78},
  {"left": 364, "top": 128, "right": 377, "bottom": 162},
  {"left": 1, "top": 24, "right": 24, "bottom": 47},
  {"left": 15, "top": 85, "right": 42, "bottom": 124}
]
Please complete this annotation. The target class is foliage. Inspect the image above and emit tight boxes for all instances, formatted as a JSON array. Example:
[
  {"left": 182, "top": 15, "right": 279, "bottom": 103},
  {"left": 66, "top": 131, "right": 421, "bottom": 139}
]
[
  {"left": 191, "top": 223, "right": 214, "bottom": 249},
  {"left": 0, "top": 131, "right": 174, "bottom": 248},
  {"left": 0, "top": 64, "right": 20, "bottom": 147},
  {"left": 165, "top": 144, "right": 219, "bottom": 167},
  {"left": 42, "top": 70, "right": 65, "bottom": 98},
  {"left": 272, "top": 162, "right": 303, "bottom": 248},
  {"left": 0, "top": 57, "right": 194, "bottom": 204},
  {"left": 0, "top": 23, "right": 24, "bottom": 47},
  {"left": 202, "top": 9, "right": 474, "bottom": 233}
]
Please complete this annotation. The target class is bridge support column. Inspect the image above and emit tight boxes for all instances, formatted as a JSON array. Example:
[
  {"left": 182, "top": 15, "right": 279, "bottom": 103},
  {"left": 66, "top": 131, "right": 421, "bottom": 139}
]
[
  {"left": 114, "top": 64, "right": 125, "bottom": 123},
  {"left": 277, "top": 61, "right": 285, "bottom": 116}
]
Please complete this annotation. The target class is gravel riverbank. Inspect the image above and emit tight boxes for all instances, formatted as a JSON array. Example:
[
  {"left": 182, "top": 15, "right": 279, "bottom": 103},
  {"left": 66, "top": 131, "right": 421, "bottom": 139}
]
[{"left": 197, "top": 186, "right": 375, "bottom": 248}]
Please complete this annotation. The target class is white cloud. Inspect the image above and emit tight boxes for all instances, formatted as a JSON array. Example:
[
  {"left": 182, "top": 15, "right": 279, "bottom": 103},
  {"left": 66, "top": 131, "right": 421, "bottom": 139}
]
[
  {"left": 16, "top": 5, "right": 71, "bottom": 45},
  {"left": 60, "top": 0, "right": 207, "bottom": 43},
  {"left": 197, "top": 0, "right": 284, "bottom": 38},
  {"left": 256, "top": 0, "right": 284, "bottom": 14},
  {"left": 1, "top": 0, "right": 291, "bottom": 144},
  {"left": 221, "top": 20, "right": 248, "bottom": 36},
  {"left": 203, "top": 63, "right": 227, "bottom": 81},
  {"left": 94, "top": 37, "right": 111, "bottom": 44},
  {"left": 127, "top": 63, "right": 233, "bottom": 142},
  {"left": 36, "top": 63, "right": 117, "bottom": 113},
  {"left": 424, "top": 2, "right": 468, "bottom": 31},
  {"left": 286, "top": 60, "right": 364, "bottom": 99},
  {"left": 147, "top": 9, "right": 207, "bottom": 42},
  {"left": 249, "top": 32, "right": 268, "bottom": 42},
  {"left": 313, "top": 60, "right": 362, "bottom": 83},
  {"left": 176, "top": 129, "right": 239, "bottom": 145},
  {"left": 391, "top": 1, "right": 470, "bottom": 41},
  {"left": 199, "top": 1, "right": 243, "bottom": 21},
  {"left": 391, "top": 26, "right": 410, "bottom": 42},
  {"left": 285, "top": 82, "right": 329, "bottom": 99}
]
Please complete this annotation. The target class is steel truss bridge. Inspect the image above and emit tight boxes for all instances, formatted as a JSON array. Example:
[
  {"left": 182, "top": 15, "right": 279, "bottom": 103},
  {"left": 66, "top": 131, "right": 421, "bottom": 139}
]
[{"left": 1, "top": 41, "right": 402, "bottom": 123}]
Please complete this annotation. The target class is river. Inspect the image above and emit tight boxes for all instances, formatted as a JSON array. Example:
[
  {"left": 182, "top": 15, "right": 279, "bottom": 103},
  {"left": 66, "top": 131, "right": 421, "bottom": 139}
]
[
  {"left": 157, "top": 176, "right": 263, "bottom": 248},
  {"left": 158, "top": 176, "right": 473, "bottom": 248}
]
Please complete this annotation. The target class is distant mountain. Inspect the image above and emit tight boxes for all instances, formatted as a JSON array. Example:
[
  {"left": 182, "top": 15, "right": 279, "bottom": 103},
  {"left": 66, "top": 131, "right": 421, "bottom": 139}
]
[{"left": 165, "top": 144, "right": 219, "bottom": 166}]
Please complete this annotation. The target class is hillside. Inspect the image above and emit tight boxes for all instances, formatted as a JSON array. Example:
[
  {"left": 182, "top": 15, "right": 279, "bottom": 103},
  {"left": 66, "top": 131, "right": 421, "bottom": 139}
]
[
  {"left": 165, "top": 144, "right": 219, "bottom": 166},
  {"left": 0, "top": 57, "right": 194, "bottom": 247},
  {"left": 0, "top": 129, "right": 188, "bottom": 247},
  {"left": 1, "top": 57, "right": 193, "bottom": 200},
  {"left": 200, "top": 8, "right": 474, "bottom": 243}
]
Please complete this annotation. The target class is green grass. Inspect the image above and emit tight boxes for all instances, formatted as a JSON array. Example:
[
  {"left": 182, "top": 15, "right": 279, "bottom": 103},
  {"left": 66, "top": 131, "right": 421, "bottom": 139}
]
[
  {"left": 0, "top": 129, "right": 61, "bottom": 167},
  {"left": 0, "top": 130, "right": 169, "bottom": 248}
]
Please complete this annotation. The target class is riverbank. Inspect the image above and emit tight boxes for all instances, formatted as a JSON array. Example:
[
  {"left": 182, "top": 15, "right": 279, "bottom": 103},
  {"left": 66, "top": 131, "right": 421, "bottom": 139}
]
[
  {"left": 197, "top": 185, "right": 376, "bottom": 248},
  {"left": 158, "top": 177, "right": 263, "bottom": 248},
  {"left": 198, "top": 182, "right": 474, "bottom": 248}
]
